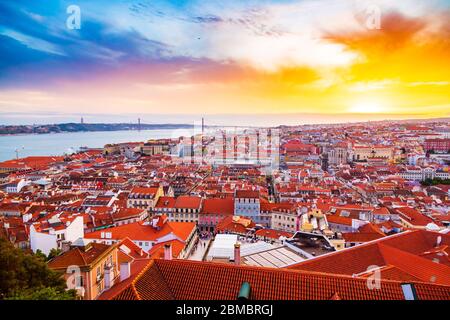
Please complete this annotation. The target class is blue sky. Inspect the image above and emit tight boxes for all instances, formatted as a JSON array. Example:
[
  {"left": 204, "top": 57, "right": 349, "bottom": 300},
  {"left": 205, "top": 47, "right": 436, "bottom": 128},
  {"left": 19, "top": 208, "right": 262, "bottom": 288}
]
[{"left": 2, "top": 0, "right": 445, "bottom": 82}]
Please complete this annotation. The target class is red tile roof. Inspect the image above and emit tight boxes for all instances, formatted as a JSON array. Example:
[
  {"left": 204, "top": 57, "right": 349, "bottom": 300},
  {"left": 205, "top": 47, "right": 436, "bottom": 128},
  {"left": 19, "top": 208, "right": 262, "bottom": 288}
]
[
  {"left": 342, "top": 232, "right": 385, "bottom": 243},
  {"left": 287, "top": 230, "right": 450, "bottom": 285},
  {"left": 174, "top": 196, "right": 202, "bottom": 209},
  {"left": 326, "top": 214, "right": 353, "bottom": 226},
  {"left": 148, "top": 239, "right": 186, "bottom": 259},
  {"left": 48, "top": 243, "right": 114, "bottom": 269},
  {"left": 130, "top": 187, "right": 159, "bottom": 195},
  {"left": 342, "top": 223, "right": 386, "bottom": 243},
  {"left": 155, "top": 196, "right": 176, "bottom": 209},
  {"left": 107, "top": 259, "right": 450, "bottom": 300},
  {"left": 216, "top": 216, "right": 255, "bottom": 234},
  {"left": 235, "top": 190, "right": 259, "bottom": 199},
  {"left": 113, "top": 208, "right": 145, "bottom": 220},
  {"left": 255, "top": 228, "right": 293, "bottom": 240},
  {"left": 201, "top": 198, "right": 234, "bottom": 215},
  {"left": 98, "top": 258, "right": 151, "bottom": 300},
  {"left": 117, "top": 237, "right": 149, "bottom": 260},
  {"left": 396, "top": 207, "right": 435, "bottom": 226},
  {"left": 84, "top": 221, "right": 195, "bottom": 244}
]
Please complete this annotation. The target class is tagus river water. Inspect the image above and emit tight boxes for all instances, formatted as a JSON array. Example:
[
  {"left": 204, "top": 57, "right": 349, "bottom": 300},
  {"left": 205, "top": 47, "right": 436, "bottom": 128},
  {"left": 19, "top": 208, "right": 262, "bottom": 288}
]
[{"left": 0, "top": 129, "right": 189, "bottom": 162}]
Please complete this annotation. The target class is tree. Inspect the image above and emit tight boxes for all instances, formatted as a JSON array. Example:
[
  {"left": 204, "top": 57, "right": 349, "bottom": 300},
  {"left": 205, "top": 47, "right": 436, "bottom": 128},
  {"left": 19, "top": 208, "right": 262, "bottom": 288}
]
[
  {"left": 34, "top": 249, "right": 47, "bottom": 261},
  {"left": 421, "top": 178, "right": 450, "bottom": 186},
  {"left": 0, "top": 238, "right": 76, "bottom": 300},
  {"left": 5, "top": 287, "right": 77, "bottom": 300},
  {"left": 47, "top": 248, "right": 62, "bottom": 261}
]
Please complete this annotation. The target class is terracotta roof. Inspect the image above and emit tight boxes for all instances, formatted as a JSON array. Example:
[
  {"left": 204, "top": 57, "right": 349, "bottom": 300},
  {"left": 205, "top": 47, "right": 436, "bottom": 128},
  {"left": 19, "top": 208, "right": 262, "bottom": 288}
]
[
  {"left": 113, "top": 208, "right": 145, "bottom": 220},
  {"left": 130, "top": 187, "right": 159, "bottom": 195},
  {"left": 148, "top": 239, "right": 186, "bottom": 259},
  {"left": 255, "top": 228, "right": 293, "bottom": 239},
  {"left": 326, "top": 214, "right": 353, "bottom": 226},
  {"left": 108, "top": 259, "right": 450, "bottom": 300},
  {"left": 216, "top": 216, "right": 255, "bottom": 233},
  {"left": 201, "top": 198, "right": 234, "bottom": 215},
  {"left": 342, "top": 223, "right": 386, "bottom": 243},
  {"left": 155, "top": 196, "right": 176, "bottom": 209},
  {"left": 117, "top": 237, "right": 149, "bottom": 260},
  {"left": 287, "top": 230, "right": 450, "bottom": 285},
  {"left": 419, "top": 245, "right": 450, "bottom": 267},
  {"left": 260, "top": 202, "right": 295, "bottom": 212},
  {"left": 396, "top": 207, "right": 435, "bottom": 226},
  {"left": 342, "top": 232, "right": 385, "bottom": 243},
  {"left": 84, "top": 221, "right": 195, "bottom": 244},
  {"left": 48, "top": 243, "right": 114, "bottom": 269},
  {"left": 98, "top": 258, "right": 151, "bottom": 300},
  {"left": 174, "top": 196, "right": 202, "bottom": 209},
  {"left": 235, "top": 190, "right": 259, "bottom": 199}
]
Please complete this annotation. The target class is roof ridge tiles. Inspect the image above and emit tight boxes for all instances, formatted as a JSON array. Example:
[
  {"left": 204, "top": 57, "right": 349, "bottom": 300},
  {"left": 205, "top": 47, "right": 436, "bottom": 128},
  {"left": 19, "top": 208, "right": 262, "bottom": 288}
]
[
  {"left": 154, "top": 258, "right": 446, "bottom": 287},
  {"left": 112, "top": 258, "right": 450, "bottom": 300},
  {"left": 130, "top": 259, "right": 156, "bottom": 300},
  {"left": 286, "top": 231, "right": 418, "bottom": 269},
  {"left": 377, "top": 243, "right": 450, "bottom": 285}
]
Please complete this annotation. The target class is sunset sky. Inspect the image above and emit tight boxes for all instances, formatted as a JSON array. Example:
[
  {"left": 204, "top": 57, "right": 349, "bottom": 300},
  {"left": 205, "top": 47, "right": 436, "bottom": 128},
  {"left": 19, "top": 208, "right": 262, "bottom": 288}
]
[{"left": 0, "top": 0, "right": 449, "bottom": 123}]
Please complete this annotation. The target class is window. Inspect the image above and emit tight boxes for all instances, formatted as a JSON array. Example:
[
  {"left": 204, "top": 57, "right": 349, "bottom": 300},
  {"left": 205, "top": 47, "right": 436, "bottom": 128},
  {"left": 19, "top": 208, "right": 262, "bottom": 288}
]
[{"left": 97, "top": 282, "right": 102, "bottom": 294}]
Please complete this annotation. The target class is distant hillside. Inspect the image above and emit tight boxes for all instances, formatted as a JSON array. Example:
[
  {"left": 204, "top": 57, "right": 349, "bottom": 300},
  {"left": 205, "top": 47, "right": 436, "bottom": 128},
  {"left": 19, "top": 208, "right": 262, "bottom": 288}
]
[{"left": 0, "top": 123, "right": 194, "bottom": 135}]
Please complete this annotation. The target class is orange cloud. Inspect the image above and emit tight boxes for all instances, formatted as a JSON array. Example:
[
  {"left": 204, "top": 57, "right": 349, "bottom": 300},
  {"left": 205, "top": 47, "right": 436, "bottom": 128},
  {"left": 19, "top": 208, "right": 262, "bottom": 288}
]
[{"left": 324, "top": 10, "right": 450, "bottom": 83}]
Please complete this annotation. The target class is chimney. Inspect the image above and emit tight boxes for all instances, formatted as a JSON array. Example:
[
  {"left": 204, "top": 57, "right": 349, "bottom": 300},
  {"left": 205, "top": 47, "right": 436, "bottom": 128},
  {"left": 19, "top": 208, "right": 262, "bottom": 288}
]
[
  {"left": 436, "top": 236, "right": 442, "bottom": 247},
  {"left": 61, "top": 241, "right": 71, "bottom": 253},
  {"left": 234, "top": 242, "right": 241, "bottom": 265},
  {"left": 104, "top": 265, "right": 114, "bottom": 290},
  {"left": 120, "top": 261, "right": 131, "bottom": 281},
  {"left": 164, "top": 243, "right": 172, "bottom": 260}
]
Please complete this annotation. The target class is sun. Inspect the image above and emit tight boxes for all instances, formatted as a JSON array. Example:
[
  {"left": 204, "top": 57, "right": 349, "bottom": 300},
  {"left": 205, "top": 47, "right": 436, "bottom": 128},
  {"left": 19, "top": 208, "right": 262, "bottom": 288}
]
[{"left": 348, "top": 101, "right": 385, "bottom": 113}]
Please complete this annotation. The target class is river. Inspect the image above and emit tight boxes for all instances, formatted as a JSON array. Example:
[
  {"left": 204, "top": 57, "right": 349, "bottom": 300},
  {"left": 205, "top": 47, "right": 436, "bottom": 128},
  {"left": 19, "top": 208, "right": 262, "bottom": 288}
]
[{"left": 0, "top": 129, "right": 192, "bottom": 162}]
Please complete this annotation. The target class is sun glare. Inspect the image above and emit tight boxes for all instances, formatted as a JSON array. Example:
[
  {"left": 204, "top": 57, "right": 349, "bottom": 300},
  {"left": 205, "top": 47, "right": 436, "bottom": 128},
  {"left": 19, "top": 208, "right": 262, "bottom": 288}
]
[{"left": 349, "top": 101, "right": 385, "bottom": 113}]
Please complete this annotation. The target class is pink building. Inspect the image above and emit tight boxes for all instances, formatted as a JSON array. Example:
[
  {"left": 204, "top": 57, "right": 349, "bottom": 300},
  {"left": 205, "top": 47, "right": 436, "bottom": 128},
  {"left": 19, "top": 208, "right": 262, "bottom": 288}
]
[{"left": 198, "top": 198, "right": 234, "bottom": 232}]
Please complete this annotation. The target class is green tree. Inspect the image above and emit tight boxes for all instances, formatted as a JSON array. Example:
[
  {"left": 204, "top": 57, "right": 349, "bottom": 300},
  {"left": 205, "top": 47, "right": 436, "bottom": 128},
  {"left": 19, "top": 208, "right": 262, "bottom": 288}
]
[
  {"left": 421, "top": 178, "right": 450, "bottom": 186},
  {"left": 47, "top": 248, "right": 62, "bottom": 261},
  {"left": 0, "top": 238, "right": 76, "bottom": 300},
  {"left": 5, "top": 287, "right": 77, "bottom": 300},
  {"left": 34, "top": 249, "right": 47, "bottom": 261}
]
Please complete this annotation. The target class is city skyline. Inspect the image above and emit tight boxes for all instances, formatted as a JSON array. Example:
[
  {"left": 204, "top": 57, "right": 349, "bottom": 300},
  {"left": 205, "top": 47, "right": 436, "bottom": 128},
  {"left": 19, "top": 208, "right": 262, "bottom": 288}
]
[
  {"left": 2, "top": 0, "right": 450, "bottom": 306},
  {"left": 0, "top": 0, "right": 449, "bottom": 119}
]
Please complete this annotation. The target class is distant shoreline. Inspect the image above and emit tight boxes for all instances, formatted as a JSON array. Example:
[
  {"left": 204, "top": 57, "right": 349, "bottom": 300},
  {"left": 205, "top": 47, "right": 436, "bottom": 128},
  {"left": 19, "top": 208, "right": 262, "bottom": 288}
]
[
  {"left": 1, "top": 116, "right": 449, "bottom": 136},
  {"left": 0, "top": 128, "right": 182, "bottom": 162},
  {"left": 0, "top": 123, "right": 194, "bottom": 136}
]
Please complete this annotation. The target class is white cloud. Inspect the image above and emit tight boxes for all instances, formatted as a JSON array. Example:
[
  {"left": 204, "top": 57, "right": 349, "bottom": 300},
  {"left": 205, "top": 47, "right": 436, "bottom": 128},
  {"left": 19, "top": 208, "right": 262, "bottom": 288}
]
[{"left": 0, "top": 29, "right": 66, "bottom": 56}]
